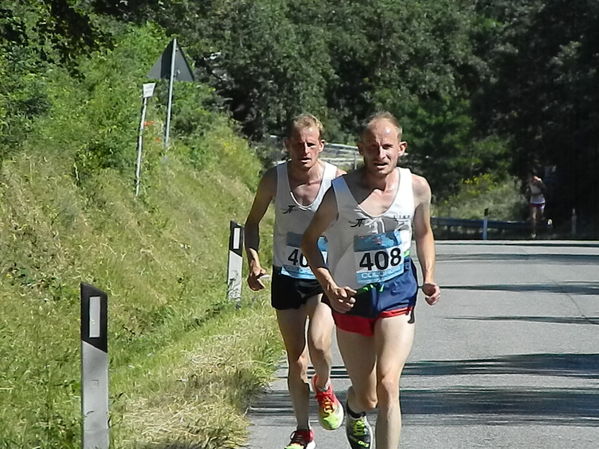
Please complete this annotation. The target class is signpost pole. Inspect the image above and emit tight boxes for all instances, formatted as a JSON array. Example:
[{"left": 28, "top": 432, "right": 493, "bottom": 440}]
[
  {"left": 135, "top": 83, "right": 155, "bottom": 197},
  {"left": 147, "top": 38, "right": 194, "bottom": 152},
  {"left": 164, "top": 38, "right": 177, "bottom": 150}
]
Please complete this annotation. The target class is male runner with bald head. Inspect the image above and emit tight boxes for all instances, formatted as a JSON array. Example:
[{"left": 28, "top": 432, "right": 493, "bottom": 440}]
[{"left": 302, "top": 112, "right": 440, "bottom": 449}]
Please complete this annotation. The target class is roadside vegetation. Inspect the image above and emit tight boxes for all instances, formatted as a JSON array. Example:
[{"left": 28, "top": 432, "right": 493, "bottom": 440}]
[
  {"left": 0, "top": 21, "right": 281, "bottom": 449},
  {"left": 433, "top": 175, "right": 526, "bottom": 221}
]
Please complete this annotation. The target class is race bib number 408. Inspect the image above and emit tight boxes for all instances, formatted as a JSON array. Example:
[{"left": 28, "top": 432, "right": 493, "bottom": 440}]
[
  {"left": 281, "top": 232, "right": 327, "bottom": 279},
  {"left": 354, "top": 230, "right": 404, "bottom": 285}
]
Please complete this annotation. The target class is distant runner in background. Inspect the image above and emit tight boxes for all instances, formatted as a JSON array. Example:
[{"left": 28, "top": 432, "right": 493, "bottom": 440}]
[
  {"left": 527, "top": 171, "right": 547, "bottom": 238},
  {"left": 244, "top": 114, "right": 345, "bottom": 449},
  {"left": 302, "top": 112, "right": 441, "bottom": 449}
]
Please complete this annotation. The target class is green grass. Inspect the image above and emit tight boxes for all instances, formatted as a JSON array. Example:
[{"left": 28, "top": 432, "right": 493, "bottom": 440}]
[
  {"left": 0, "top": 128, "right": 281, "bottom": 448},
  {"left": 1, "top": 22, "right": 283, "bottom": 448}
]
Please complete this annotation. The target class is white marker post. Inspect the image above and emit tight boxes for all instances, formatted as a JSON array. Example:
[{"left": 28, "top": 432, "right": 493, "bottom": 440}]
[
  {"left": 81, "top": 283, "right": 109, "bottom": 449},
  {"left": 227, "top": 221, "right": 244, "bottom": 302},
  {"left": 482, "top": 208, "right": 489, "bottom": 240},
  {"left": 135, "top": 82, "right": 156, "bottom": 197}
]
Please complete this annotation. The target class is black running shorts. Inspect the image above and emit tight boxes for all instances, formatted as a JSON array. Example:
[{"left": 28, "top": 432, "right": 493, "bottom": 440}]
[{"left": 271, "top": 266, "right": 324, "bottom": 310}]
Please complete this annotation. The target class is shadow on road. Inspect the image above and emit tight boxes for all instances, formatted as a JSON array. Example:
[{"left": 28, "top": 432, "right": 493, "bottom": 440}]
[
  {"left": 273, "top": 364, "right": 350, "bottom": 380},
  {"left": 451, "top": 315, "right": 599, "bottom": 325},
  {"left": 402, "top": 386, "right": 599, "bottom": 426},
  {"left": 247, "top": 385, "right": 599, "bottom": 427},
  {"left": 438, "top": 253, "right": 599, "bottom": 265},
  {"left": 403, "top": 353, "right": 599, "bottom": 379},
  {"left": 442, "top": 281, "right": 599, "bottom": 296},
  {"left": 247, "top": 384, "right": 599, "bottom": 427},
  {"left": 439, "top": 241, "right": 599, "bottom": 249},
  {"left": 248, "top": 355, "right": 599, "bottom": 427}
]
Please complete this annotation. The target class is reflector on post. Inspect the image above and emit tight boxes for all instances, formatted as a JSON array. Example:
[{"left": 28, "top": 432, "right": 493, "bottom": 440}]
[
  {"left": 81, "top": 283, "right": 109, "bottom": 449},
  {"left": 227, "top": 221, "right": 244, "bottom": 302}
]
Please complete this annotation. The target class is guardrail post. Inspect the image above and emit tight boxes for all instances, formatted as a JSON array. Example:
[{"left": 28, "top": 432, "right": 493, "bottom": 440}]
[
  {"left": 227, "top": 221, "right": 244, "bottom": 302},
  {"left": 81, "top": 283, "right": 109, "bottom": 449},
  {"left": 482, "top": 208, "right": 489, "bottom": 240}
]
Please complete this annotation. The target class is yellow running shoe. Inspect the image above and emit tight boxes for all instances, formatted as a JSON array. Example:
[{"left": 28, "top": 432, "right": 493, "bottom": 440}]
[{"left": 311, "top": 375, "right": 344, "bottom": 430}]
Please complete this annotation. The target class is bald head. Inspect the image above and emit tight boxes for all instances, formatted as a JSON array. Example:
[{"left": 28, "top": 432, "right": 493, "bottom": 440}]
[{"left": 361, "top": 112, "right": 403, "bottom": 142}]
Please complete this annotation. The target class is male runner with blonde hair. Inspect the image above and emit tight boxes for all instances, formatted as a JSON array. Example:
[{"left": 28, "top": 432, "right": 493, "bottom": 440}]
[{"left": 245, "top": 114, "right": 345, "bottom": 449}]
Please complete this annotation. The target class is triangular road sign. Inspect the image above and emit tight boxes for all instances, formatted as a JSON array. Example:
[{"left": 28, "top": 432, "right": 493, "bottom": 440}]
[{"left": 148, "top": 39, "right": 195, "bottom": 82}]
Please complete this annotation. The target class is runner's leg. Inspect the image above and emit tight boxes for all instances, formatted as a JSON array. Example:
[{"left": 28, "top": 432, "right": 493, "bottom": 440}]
[
  {"left": 277, "top": 308, "right": 310, "bottom": 429},
  {"left": 305, "top": 294, "right": 334, "bottom": 388},
  {"left": 336, "top": 327, "right": 377, "bottom": 413},
  {"left": 373, "top": 313, "right": 415, "bottom": 449}
]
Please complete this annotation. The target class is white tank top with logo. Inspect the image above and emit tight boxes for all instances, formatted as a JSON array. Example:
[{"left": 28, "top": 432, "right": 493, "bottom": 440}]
[
  {"left": 273, "top": 161, "right": 338, "bottom": 279},
  {"left": 325, "top": 168, "right": 414, "bottom": 290}
]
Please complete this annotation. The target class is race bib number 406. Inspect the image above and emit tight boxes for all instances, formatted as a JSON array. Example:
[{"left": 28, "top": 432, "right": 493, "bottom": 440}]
[
  {"left": 354, "top": 230, "right": 404, "bottom": 285},
  {"left": 281, "top": 232, "right": 327, "bottom": 279}
]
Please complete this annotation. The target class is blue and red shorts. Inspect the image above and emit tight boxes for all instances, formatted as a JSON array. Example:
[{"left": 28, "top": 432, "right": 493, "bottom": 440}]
[{"left": 331, "top": 259, "right": 418, "bottom": 336}]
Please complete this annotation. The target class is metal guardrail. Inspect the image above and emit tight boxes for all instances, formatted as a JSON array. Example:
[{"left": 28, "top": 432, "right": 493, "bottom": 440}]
[
  {"left": 431, "top": 216, "right": 551, "bottom": 240},
  {"left": 321, "top": 143, "right": 358, "bottom": 169},
  {"left": 432, "top": 217, "right": 530, "bottom": 231},
  {"left": 265, "top": 135, "right": 359, "bottom": 168}
]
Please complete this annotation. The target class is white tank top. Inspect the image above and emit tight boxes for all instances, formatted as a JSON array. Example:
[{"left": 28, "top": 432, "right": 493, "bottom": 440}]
[
  {"left": 273, "top": 161, "right": 338, "bottom": 279},
  {"left": 325, "top": 168, "right": 414, "bottom": 289},
  {"left": 529, "top": 182, "right": 545, "bottom": 205}
]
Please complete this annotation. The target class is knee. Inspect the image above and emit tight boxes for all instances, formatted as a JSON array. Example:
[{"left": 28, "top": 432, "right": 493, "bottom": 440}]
[{"left": 376, "top": 375, "right": 400, "bottom": 409}]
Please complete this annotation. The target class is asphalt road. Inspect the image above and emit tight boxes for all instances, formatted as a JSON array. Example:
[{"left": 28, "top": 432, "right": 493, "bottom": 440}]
[{"left": 244, "top": 240, "right": 599, "bottom": 449}]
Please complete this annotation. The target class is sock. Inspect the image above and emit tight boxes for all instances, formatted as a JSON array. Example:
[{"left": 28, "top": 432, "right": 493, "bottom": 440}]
[
  {"left": 346, "top": 401, "right": 365, "bottom": 419},
  {"left": 317, "top": 382, "right": 330, "bottom": 392}
]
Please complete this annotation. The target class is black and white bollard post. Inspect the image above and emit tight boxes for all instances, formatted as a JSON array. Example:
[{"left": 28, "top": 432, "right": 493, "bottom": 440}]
[
  {"left": 227, "top": 221, "right": 244, "bottom": 302},
  {"left": 80, "top": 283, "right": 109, "bottom": 449}
]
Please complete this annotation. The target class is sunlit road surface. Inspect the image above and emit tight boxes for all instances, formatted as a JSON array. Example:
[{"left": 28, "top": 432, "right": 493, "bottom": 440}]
[{"left": 245, "top": 241, "right": 599, "bottom": 449}]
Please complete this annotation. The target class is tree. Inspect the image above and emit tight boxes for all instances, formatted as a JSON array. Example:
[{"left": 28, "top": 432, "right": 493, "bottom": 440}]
[{"left": 473, "top": 0, "right": 599, "bottom": 227}]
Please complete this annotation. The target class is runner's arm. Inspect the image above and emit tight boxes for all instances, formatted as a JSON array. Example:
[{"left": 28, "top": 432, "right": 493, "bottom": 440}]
[
  {"left": 412, "top": 175, "right": 441, "bottom": 305},
  {"left": 244, "top": 169, "right": 275, "bottom": 291},
  {"left": 301, "top": 188, "right": 356, "bottom": 313}
]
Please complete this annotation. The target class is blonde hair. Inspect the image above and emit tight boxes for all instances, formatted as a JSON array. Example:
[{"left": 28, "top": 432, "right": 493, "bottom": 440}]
[{"left": 287, "top": 113, "right": 324, "bottom": 139}]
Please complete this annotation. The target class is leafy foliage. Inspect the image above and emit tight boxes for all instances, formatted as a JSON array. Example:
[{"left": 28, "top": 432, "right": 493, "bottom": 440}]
[
  {"left": 0, "top": 15, "right": 279, "bottom": 447},
  {"left": 472, "top": 0, "right": 599, "bottom": 226},
  {"left": 3, "top": 1, "right": 598, "bottom": 229}
]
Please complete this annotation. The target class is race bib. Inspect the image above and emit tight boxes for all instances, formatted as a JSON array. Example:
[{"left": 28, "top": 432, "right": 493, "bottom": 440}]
[
  {"left": 354, "top": 230, "right": 404, "bottom": 285},
  {"left": 281, "top": 232, "right": 327, "bottom": 279}
]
